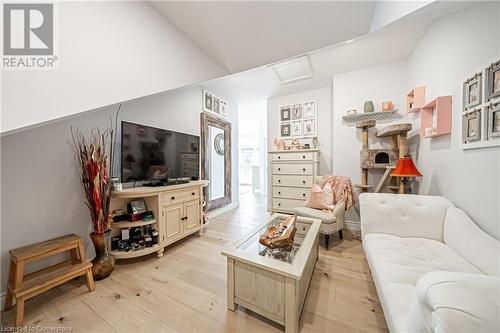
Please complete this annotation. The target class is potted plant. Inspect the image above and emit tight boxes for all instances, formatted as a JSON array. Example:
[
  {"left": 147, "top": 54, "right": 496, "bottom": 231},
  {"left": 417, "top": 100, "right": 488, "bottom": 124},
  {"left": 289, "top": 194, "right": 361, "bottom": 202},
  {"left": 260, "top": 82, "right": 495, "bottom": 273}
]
[{"left": 70, "top": 126, "right": 116, "bottom": 280}]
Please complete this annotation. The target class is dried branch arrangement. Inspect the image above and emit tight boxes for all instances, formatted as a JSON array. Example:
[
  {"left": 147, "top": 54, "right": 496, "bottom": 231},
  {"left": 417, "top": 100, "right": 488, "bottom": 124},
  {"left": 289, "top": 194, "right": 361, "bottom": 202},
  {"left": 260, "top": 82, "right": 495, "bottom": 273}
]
[{"left": 70, "top": 127, "right": 115, "bottom": 234}]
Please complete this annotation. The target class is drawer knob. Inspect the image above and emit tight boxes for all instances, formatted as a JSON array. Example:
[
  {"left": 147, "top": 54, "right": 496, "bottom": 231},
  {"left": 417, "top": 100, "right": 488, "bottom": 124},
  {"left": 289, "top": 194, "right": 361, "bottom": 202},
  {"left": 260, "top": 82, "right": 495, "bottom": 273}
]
[
  {"left": 192, "top": 192, "right": 195, "bottom": 195},
  {"left": 278, "top": 203, "right": 281, "bottom": 206},
  {"left": 278, "top": 156, "right": 281, "bottom": 159},
  {"left": 302, "top": 168, "right": 306, "bottom": 171},
  {"left": 302, "top": 227, "right": 306, "bottom": 231},
  {"left": 302, "top": 193, "right": 306, "bottom": 196},
  {"left": 278, "top": 180, "right": 281, "bottom": 183},
  {"left": 278, "top": 168, "right": 281, "bottom": 171},
  {"left": 302, "top": 181, "right": 306, "bottom": 184},
  {"left": 278, "top": 192, "right": 281, "bottom": 195},
  {"left": 302, "top": 155, "right": 306, "bottom": 159},
  {"left": 171, "top": 196, "right": 175, "bottom": 200}
]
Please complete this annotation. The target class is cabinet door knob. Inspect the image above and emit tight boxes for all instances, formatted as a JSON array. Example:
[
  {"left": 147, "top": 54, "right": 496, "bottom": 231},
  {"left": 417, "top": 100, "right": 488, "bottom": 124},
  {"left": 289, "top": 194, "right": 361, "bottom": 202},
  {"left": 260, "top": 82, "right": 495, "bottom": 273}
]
[
  {"left": 278, "top": 191, "right": 281, "bottom": 195},
  {"left": 278, "top": 180, "right": 281, "bottom": 183},
  {"left": 171, "top": 196, "right": 175, "bottom": 200},
  {"left": 278, "top": 203, "right": 281, "bottom": 206},
  {"left": 302, "top": 227, "right": 306, "bottom": 231}
]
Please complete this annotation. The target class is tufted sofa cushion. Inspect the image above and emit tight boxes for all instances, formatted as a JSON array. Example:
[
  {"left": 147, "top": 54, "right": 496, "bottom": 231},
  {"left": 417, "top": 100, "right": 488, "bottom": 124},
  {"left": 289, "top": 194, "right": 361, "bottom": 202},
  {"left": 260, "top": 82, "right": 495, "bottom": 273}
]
[
  {"left": 363, "top": 233, "right": 481, "bottom": 333},
  {"left": 360, "top": 193, "right": 454, "bottom": 241},
  {"left": 407, "top": 271, "right": 500, "bottom": 333}
]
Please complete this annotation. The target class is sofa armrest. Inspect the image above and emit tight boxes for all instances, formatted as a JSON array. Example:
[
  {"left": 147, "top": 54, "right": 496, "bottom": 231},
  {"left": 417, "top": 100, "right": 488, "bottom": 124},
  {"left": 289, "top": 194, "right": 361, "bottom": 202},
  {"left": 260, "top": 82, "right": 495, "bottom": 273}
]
[
  {"left": 407, "top": 271, "right": 500, "bottom": 333},
  {"left": 359, "top": 193, "right": 454, "bottom": 241}
]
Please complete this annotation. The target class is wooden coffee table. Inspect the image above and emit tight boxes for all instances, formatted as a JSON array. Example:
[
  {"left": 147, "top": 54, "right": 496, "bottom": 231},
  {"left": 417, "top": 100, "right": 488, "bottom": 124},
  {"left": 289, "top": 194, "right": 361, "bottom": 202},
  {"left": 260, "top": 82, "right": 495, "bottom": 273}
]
[{"left": 221, "top": 213, "right": 321, "bottom": 333}]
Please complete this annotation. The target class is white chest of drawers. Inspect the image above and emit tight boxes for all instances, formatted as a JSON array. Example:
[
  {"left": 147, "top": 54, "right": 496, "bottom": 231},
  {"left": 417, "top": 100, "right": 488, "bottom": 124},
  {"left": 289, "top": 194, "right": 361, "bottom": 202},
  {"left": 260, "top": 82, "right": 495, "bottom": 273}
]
[{"left": 268, "top": 150, "right": 319, "bottom": 214}]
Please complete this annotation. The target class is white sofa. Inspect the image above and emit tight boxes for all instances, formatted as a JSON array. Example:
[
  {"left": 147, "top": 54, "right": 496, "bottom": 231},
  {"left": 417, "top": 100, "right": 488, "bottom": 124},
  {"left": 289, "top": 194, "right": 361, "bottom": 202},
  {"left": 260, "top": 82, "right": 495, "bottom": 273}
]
[{"left": 359, "top": 193, "right": 500, "bottom": 333}]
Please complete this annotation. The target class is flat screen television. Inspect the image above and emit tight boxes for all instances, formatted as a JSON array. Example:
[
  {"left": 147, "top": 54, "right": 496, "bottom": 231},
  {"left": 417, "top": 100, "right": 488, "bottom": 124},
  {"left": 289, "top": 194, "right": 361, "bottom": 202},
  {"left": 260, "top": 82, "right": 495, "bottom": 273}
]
[{"left": 121, "top": 121, "right": 199, "bottom": 184}]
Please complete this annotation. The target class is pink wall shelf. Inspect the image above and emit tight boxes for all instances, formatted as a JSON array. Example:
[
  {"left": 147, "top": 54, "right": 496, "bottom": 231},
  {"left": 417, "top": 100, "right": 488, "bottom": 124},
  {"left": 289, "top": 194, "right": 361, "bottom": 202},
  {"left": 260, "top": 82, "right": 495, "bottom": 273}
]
[
  {"left": 406, "top": 86, "right": 426, "bottom": 113},
  {"left": 420, "top": 96, "right": 452, "bottom": 139}
]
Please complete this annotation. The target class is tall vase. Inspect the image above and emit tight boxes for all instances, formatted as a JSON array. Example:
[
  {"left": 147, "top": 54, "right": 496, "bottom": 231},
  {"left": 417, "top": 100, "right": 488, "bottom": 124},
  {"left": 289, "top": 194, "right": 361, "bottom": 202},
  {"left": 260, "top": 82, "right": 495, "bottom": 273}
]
[{"left": 90, "top": 230, "right": 115, "bottom": 280}]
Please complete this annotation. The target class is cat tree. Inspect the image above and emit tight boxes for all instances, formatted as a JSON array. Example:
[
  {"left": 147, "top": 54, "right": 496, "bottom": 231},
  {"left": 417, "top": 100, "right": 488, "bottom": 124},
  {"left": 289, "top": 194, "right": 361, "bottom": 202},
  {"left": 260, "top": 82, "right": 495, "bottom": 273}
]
[{"left": 355, "top": 121, "right": 412, "bottom": 194}]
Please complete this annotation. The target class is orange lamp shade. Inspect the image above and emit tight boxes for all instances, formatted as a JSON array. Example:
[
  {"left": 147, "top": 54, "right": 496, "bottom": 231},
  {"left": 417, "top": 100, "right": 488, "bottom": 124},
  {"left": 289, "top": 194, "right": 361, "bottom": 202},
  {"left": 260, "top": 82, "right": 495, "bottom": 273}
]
[{"left": 391, "top": 157, "right": 422, "bottom": 177}]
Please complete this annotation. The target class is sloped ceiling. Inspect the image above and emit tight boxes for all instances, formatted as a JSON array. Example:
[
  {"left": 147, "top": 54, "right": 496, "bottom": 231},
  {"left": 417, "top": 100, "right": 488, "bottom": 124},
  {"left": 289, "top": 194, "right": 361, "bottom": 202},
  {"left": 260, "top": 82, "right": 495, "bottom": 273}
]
[{"left": 150, "top": 1, "right": 377, "bottom": 73}]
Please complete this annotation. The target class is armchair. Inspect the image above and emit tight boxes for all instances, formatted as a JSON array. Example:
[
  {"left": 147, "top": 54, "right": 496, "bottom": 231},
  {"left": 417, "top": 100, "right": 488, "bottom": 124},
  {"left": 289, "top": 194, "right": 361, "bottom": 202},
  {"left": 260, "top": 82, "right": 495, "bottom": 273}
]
[{"left": 293, "top": 176, "right": 345, "bottom": 249}]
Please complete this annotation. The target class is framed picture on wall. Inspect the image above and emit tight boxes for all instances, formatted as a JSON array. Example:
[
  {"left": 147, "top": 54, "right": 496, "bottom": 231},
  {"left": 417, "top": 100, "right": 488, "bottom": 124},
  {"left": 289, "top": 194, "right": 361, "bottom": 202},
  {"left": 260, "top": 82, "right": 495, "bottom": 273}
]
[
  {"left": 213, "top": 97, "right": 220, "bottom": 114},
  {"left": 463, "top": 72, "right": 482, "bottom": 110},
  {"left": 486, "top": 60, "right": 500, "bottom": 101},
  {"left": 203, "top": 90, "right": 228, "bottom": 118},
  {"left": 203, "top": 90, "right": 213, "bottom": 112},
  {"left": 291, "top": 104, "right": 302, "bottom": 120},
  {"left": 291, "top": 121, "right": 302, "bottom": 136},
  {"left": 280, "top": 123, "right": 291, "bottom": 137},
  {"left": 487, "top": 102, "right": 500, "bottom": 139},
  {"left": 303, "top": 101, "right": 316, "bottom": 118},
  {"left": 280, "top": 106, "right": 291, "bottom": 121},
  {"left": 220, "top": 101, "right": 227, "bottom": 118},
  {"left": 462, "top": 108, "right": 481, "bottom": 143},
  {"left": 303, "top": 119, "right": 316, "bottom": 136}
]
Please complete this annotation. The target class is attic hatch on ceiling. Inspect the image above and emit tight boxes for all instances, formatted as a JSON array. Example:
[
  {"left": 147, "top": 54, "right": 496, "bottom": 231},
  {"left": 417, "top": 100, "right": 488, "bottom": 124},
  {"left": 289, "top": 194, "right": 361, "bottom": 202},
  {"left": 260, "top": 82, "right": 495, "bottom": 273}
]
[{"left": 269, "top": 55, "right": 313, "bottom": 84}]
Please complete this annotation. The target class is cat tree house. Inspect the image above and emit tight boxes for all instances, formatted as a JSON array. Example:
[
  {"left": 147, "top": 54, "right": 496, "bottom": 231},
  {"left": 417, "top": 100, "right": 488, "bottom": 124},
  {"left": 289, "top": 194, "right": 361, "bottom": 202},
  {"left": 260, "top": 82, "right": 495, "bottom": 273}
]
[{"left": 355, "top": 121, "right": 412, "bottom": 194}]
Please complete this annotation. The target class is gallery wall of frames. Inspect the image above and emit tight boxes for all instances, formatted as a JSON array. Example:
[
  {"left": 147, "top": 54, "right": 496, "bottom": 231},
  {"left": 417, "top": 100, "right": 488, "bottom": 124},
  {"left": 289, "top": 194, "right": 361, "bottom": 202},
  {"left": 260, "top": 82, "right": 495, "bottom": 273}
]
[
  {"left": 203, "top": 89, "right": 228, "bottom": 118},
  {"left": 279, "top": 101, "right": 317, "bottom": 138},
  {"left": 461, "top": 59, "right": 500, "bottom": 149}
]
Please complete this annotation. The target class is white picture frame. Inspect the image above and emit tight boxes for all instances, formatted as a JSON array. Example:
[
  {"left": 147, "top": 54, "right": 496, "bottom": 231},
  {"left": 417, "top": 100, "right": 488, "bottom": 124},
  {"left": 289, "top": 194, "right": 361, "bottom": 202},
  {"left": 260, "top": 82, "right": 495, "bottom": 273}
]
[
  {"left": 303, "top": 101, "right": 316, "bottom": 118},
  {"left": 303, "top": 119, "right": 316, "bottom": 136},
  {"left": 291, "top": 104, "right": 302, "bottom": 120},
  {"left": 291, "top": 121, "right": 302, "bottom": 136}
]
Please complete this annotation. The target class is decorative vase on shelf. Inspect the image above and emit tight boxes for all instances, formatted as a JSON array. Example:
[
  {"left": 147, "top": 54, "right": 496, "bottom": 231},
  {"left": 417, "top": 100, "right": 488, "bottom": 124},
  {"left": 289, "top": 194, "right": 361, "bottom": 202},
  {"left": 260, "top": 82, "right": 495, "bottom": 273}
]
[
  {"left": 90, "top": 230, "right": 115, "bottom": 280},
  {"left": 364, "top": 101, "right": 375, "bottom": 113}
]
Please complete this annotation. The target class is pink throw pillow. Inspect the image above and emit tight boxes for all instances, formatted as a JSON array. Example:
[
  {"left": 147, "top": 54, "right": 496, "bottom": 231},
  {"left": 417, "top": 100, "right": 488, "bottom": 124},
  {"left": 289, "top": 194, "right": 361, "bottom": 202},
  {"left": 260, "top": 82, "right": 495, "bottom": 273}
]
[{"left": 305, "top": 184, "right": 334, "bottom": 210}]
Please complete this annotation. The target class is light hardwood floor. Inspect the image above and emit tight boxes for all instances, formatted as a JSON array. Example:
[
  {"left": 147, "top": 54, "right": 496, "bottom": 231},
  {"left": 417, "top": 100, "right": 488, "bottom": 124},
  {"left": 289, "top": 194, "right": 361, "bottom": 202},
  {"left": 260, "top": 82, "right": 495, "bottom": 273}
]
[{"left": 1, "top": 193, "right": 388, "bottom": 333}]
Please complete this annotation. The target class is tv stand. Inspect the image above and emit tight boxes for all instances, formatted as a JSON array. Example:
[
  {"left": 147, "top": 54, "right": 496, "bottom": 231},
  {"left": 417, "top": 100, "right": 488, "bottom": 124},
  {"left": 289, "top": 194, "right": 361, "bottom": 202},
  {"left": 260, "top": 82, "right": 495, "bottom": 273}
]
[{"left": 110, "top": 180, "right": 209, "bottom": 260}]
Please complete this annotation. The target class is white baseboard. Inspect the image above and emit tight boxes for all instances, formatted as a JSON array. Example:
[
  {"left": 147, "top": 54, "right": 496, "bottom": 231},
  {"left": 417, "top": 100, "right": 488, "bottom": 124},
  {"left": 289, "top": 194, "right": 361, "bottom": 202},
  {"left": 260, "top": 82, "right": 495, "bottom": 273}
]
[
  {"left": 207, "top": 201, "right": 240, "bottom": 218},
  {"left": 344, "top": 219, "right": 361, "bottom": 239}
]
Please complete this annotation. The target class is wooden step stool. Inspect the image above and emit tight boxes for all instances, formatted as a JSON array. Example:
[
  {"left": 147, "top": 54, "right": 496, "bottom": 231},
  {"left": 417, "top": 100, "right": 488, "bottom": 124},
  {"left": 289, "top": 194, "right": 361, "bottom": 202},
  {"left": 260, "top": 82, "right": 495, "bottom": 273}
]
[{"left": 5, "top": 234, "right": 95, "bottom": 326}]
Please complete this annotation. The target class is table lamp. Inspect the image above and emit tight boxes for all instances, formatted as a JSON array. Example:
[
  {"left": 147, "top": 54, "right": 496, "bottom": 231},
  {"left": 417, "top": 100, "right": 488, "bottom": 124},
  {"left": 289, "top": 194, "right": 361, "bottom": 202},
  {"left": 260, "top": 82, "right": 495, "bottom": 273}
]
[{"left": 391, "top": 156, "right": 422, "bottom": 194}]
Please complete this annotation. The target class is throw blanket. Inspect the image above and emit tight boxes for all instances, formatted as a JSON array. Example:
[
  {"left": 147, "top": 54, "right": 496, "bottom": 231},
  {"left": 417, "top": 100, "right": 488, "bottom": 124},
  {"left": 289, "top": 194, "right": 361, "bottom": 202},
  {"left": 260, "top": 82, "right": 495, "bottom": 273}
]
[{"left": 321, "top": 175, "right": 356, "bottom": 210}]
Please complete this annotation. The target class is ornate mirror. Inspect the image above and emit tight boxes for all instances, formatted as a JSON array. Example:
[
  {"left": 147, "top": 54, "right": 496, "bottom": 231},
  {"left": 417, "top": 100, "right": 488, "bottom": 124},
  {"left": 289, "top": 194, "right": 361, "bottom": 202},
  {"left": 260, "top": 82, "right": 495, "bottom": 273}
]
[{"left": 200, "top": 113, "right": 231, "bottom": 210}]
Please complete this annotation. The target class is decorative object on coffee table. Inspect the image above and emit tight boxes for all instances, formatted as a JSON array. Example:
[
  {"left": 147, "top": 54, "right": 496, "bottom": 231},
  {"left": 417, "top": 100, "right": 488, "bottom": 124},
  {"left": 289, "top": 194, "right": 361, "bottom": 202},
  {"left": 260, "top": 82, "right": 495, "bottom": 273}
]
[
  {"left": 391, "top": 156, "right": 422, "bottom": 194},
  {"left": 70, "top": 118, "right": 118, "bottom": 280},
  {"left": 259, "top": 215, "right": 296, "bottom": 250}
]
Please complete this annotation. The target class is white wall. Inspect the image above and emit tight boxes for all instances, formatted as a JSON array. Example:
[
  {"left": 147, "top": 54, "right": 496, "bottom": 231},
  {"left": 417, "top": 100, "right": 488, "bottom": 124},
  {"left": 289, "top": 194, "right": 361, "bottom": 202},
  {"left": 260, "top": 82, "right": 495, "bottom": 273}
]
[
  {"left": 406, "top": 2, "right": 500, "bottom": 239},
  {"left": 1, "top": 1, "right": 228, "bottom": 134},
  {"left": 0, "top": 86, "right": 239, "bottom": 295},
  {"left": 267, "top": 87, "right": 333, "bottom": 174},
  {"left": 332, "top": 3, "right": 500, "bottom": 238},
  {"left": 333, "top": 61, "right": 408, "bottom": 223}
]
